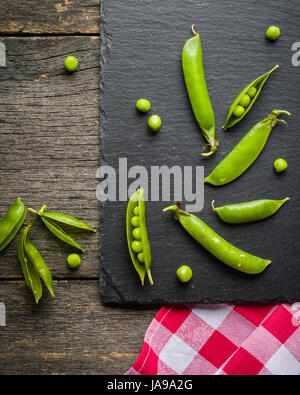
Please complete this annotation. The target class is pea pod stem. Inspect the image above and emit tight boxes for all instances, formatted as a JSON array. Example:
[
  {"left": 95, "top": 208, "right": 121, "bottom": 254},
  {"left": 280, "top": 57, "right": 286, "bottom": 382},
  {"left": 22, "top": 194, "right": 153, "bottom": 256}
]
[
  {"left": 27, "top": 205, "right": 47, "bottom": 228},
  {"left": 163, "top": 203, "right": 271, "bottom": 275}
]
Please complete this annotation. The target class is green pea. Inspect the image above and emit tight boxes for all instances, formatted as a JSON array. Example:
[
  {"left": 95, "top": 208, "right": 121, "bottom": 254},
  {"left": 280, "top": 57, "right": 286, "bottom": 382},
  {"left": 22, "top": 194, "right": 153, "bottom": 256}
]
[
  {"left": 274, "top": 158, "right": 288, "bottom": 172},
  {"left": 266, "top": 26, "right": 280, "bottom": 41},
  {"left": 137, "top": 253, "right": 144, "bottom": 263},
  {"left": 148, "top": 115, "right": 162, "bottom": 132},
  {"left": 247, "top": 86, "right": 257, "bottom": 98},
  {"left": 176, "top": 265, "right": 193, "bottom": 283},
  {"left": 233, "top": 105, "right": 245, "bottom": 118},
  {"left": 132, "top": 227, "right": 142, "bottom": 240},
  {"left": 136, "top": 99, "right": 151, "bottom": 113},
  {"left": 133, "top": 206, "right": 140, "bottom": 216},
  {"left": 131, "top": 216, "right": 140, "bottom": 227},
  {"left": 239, "top": 94, "right": 251, "bottom": 108},
  {"left": 64, "top": 56, "right": 78, "bottom": 72},
  {"left": 67, "top": 253, "right": 81, "bottom": 269},
  {"left": 132, "top": 241, "right": 143, "bottom": 254}
]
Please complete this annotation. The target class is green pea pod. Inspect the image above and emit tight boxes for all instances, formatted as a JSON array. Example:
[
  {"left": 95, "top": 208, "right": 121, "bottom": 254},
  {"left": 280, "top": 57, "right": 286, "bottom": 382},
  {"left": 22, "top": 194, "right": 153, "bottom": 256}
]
[
  {"left": 0, "top": 198, "right": 26, "bottom": 252},
  {"left": 30, "top": 209, "right": 96, "bottom": 232},
  {"left": 18, "top": 227, "right": 43, "bottom": 304},
  {"left": 182, "top": 26, "right": 218, "bottom": 157},
  {"left": 223, "top": 65, "right": 279, "bottom": 131},
  {"left": 24, "top": 235, "right": 55, "bottom": 297},
  {"left": 40, "top": 216, "right": 85, "bottom": 253},
  {"left": 205, "top": 110, "right": 290, "bottom": 186},
  {"left": 163, "top": 203, "right": 271, "bottom": 275},
  {"left": 126, "top": 189, "right": 153, "bottom": 285},
  {"left": 212, "top": 198, "right": 290, "bottom": 224}
]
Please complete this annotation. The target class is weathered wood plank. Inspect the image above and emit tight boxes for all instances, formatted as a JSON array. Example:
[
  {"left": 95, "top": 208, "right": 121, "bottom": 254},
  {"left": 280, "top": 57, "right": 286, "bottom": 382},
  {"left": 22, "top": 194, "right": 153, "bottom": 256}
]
[
  {"left": 0, "top": 37, "right": 101, "bottom": 279},
  {"left": 0, "top": 280, "right": 154, "bottom": 374},
  {"left": 0, "top": 1, "right": 100, "bottom": 35}
]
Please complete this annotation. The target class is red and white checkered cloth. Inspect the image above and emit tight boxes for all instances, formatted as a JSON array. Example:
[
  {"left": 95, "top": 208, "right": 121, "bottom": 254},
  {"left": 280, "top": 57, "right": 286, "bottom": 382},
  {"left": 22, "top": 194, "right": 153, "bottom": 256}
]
[{"left": 126, "top": 304, "right": 300, "bottom": 375}]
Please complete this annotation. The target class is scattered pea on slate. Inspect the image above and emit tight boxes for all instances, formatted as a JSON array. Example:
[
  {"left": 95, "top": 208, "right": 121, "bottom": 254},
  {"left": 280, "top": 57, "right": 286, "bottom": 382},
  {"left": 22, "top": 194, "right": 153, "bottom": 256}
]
[
  {"left": 177, "top": 265, "right": 193, "bottom": 283},
  {"left": 266, "top": 26, "right": 281, "bottom": 41},
  {"left": 136, "top": 99, "right": 151, "bottom": 113},
  {"left": 148, "top": 115, "right": 162, "bottom": 132},
  {"left": 274, "top": 158, "right": 288, "bottom": 172}
]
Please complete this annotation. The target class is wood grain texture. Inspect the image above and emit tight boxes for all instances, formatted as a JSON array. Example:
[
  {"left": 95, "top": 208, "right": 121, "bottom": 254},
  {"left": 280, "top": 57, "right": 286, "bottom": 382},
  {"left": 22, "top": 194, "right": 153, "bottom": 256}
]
[
  {"left": 0, "top": 280, "right": 153, "bottom": 375},
  {"left": 0, "top": 37, "right": 100, "bottom": 279},
  {"left": 0, "top": 33, "right": 155, "bottom": 374},
  {"left": 0, "top": 0, "right": 100, "bottom": 35}
]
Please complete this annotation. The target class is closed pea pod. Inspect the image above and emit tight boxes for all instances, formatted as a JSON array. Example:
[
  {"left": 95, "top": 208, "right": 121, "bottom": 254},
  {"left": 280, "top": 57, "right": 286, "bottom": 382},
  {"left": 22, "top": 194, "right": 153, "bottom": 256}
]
[
  {"left": 40, "top": 216, "right": 85, "bottom": 252},
  {"left": 126, "top": 189, "right": 153, "bottom": 285},
  {"left": 29, "top": 208, "right": 96, "bottom": 232},
  {"left": 18, "top": 226, "right": 43, "bottom": 304},
  {"left": 182, "top": 25, "right": 218, "bottom": 157},
  {"left": 24, "top": 234, "right": 55, "bottom": 297},
  {"left": 223, "top": 65, "right": 279, "bottom": 131},
  {"left": 0, "top": 198, "right": 26, "bottom": 252},
  {"left": 212, "top": 198, "right": 290, "bottom": 224},
  {"left": 163, "top": 203, "right": 271, "bottom": 275},
  {"left": 205, "top": 110, "right": 290, "bottom": 186}
]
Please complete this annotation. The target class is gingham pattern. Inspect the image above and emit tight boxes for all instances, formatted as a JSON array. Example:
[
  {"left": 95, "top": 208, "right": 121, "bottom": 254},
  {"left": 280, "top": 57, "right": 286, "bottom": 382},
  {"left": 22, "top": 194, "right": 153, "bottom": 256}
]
[{"left": 126, "top": 304, "right": 300, "bottom": 375}]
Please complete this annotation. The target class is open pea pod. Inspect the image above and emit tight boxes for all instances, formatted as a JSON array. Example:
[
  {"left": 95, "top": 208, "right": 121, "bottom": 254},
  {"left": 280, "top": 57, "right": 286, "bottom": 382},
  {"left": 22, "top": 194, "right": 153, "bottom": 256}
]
[
  {"left": 126, "top": 189, "right": 153, "bottom": 286},
  {"left": 223, "top": 65, "right": 279, "bottom": 131}
]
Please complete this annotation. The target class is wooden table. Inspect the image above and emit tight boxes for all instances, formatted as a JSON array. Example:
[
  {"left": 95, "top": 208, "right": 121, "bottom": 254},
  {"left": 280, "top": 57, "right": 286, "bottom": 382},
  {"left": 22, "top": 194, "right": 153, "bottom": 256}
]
[{"left": 0, "top": 1, "right": 156, "bottom": 374}]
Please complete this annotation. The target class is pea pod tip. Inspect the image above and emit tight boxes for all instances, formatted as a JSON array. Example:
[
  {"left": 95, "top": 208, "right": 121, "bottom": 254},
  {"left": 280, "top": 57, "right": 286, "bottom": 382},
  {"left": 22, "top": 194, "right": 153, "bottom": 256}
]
[{"left": 211, "top": 200, "right": 216, "bottom": 211}]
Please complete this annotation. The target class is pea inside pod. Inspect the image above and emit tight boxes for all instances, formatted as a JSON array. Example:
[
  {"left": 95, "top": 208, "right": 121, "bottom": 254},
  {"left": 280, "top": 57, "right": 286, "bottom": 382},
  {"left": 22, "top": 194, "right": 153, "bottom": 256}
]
[
  {"left": 126, "top": 189, "right": 153, "bottom": 285},
  {"left": 223, "top": 65, "right": 279, "bottom": 131},
  {"left": 0, "top": 198, "right": 26, "bottom": 252},
  {"left": 163, "top": 203, "right": 271, "bottom": 275},
  {"left": 212, "top": 198, "right": 290, "bottom": 224}
]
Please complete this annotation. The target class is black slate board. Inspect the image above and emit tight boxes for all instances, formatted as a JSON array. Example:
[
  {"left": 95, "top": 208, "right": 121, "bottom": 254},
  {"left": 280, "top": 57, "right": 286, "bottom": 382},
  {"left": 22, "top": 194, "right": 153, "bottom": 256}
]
[{"left": 99, "top": 0, "right": 300, "bottom": 305}]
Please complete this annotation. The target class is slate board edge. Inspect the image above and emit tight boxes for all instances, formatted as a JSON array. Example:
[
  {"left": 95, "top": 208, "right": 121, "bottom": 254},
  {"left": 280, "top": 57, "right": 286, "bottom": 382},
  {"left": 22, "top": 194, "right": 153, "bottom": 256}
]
[{"left": 98, "top": 0, "right": 300, "bottom": 306}]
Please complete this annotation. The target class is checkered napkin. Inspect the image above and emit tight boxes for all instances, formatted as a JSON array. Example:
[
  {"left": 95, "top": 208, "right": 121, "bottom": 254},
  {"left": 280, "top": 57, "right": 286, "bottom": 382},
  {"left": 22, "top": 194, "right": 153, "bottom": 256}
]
[{"left": 126, "top": 304, "right": 300, "bottom": 375}]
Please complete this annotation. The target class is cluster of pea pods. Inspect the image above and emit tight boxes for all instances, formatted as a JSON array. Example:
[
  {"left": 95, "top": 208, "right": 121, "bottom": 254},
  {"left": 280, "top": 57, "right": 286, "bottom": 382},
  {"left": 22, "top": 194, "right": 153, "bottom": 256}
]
[
  {"left": 127, "top": 26, "right": 290, "bottom": 285},
  {"left": 0, "top": 200, "right": 95, "bottom": 303}
]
